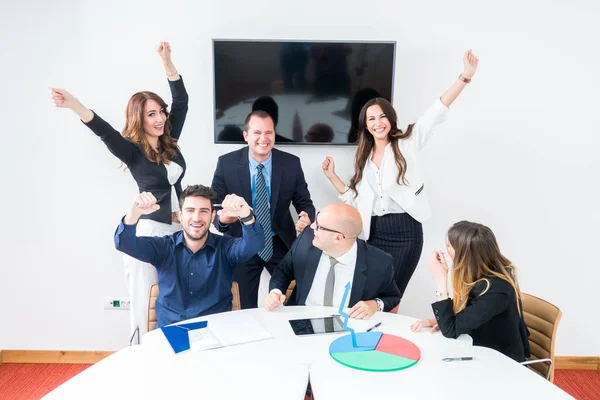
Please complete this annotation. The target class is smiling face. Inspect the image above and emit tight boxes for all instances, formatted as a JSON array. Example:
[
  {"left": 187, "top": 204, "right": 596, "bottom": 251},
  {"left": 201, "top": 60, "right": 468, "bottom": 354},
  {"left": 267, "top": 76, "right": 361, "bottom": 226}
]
[
  {"left": 142, "top": 99, "right": 167, "bottom": 138},
  {"left": 365, "top": 104, "right": 391, "bottom": 141},
  {"left": 180, "top": 196, "right": 215, "bottom": 242},
  {"left": 243, "top": 115, "right": 275, "bottom": 162}
]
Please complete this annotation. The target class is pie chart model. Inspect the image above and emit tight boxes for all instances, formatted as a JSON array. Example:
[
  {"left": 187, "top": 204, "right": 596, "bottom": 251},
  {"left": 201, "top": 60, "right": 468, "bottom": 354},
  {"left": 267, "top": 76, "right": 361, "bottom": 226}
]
[{"left": 329, "top": 332, "right": 421, "bottom": 372}]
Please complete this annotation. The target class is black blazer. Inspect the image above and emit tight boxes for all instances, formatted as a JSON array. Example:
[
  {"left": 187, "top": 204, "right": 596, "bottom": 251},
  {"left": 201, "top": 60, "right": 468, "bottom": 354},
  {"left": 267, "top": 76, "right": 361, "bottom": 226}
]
[
  {"left": 211, "top": 147, "right": 315, "bottom": 249},
  {"left": 269, "top": 229, "right": 400, "bottom": 311},
  {"left": 432, "top": 277, "right": 530, "bottom": 362},
  {"left": 84, "top": 78, "right": 189, "bottom": 224}
]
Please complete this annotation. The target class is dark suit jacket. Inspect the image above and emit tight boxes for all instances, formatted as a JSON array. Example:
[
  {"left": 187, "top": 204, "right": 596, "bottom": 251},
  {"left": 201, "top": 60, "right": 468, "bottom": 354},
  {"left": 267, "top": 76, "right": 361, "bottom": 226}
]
[
  {"left": 269, "top": 229, "right": 400, "bottom": 311},
  {"left": 211, "top": 147, "right": 315, "bottom": 250},
  {"left": 432, "top": 277, "right": 531, "bottom": 362}
]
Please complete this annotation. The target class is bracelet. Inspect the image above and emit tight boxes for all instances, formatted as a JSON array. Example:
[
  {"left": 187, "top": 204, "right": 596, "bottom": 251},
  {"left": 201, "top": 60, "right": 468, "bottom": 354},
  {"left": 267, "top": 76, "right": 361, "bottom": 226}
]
[
  {"left": 436, "top": 291, "right": 449, "bottom": 298},
  {"left": 458, "top": 74, "right": 471, "bottom": 83}
]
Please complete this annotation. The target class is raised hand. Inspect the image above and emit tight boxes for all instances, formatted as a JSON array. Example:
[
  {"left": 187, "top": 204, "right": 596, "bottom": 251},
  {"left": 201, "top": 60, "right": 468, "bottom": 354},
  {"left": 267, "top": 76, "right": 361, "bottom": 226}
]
[
  {"left": 50, "top": 88, "right": 94, "bottom": 122},
  {"left": 50, "top": 88, "right": 78, "bottom": 109},
  {"left": 462, "top": 49, "right": 479, "bottom": 79},
  {"left": 264, "top": 291, "right": 286, "bottom": 311},
  {"left": 218, "top": 194, "right": 252, "bottom": 220},
  {"left": 322, "top": 156, "right": 337, "bottom": 179},
  {"left": 132, "top": 192, "right": 160, "bottom": 216},
  {"left": 124, "top": 192, "right": 160, "bottom": 225},
  {"left": 428, "top": 250, "right": 449, "bottom": 282},
  {"left": 295, "top": 211, "right": 311, "bottom": 232},
  {"left": 410, "top": 318, "right": 440, "bottom": 333},
  {"left": 156, "top": 41, "right": 172, "bottom": 63}
]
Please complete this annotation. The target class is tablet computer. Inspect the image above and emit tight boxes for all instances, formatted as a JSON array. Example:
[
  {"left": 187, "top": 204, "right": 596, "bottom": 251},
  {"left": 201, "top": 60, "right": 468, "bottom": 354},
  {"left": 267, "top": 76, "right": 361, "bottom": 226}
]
[{"left": 289, "top": 316, "right": 345, "bottom": 336}]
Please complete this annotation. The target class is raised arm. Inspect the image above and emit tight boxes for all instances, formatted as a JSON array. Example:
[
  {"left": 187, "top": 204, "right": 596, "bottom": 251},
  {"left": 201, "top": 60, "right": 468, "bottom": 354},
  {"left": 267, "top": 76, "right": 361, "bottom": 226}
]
[
  {"left": 157, "top": 41, "right": 189, "bottom": 140},
  {"left": 114, "top": 192, "right": 168, "bottom": 266},
  {"left": 158, "top": 41, "right": 180, "bottom": 82},
  {"left": 218, "top": 194, "right": 265, "bottom": 266},
  {"left": 51, "top": 88, "right": 136, "bottom": 165},
  {"left": 322, "top": 156, "right": 347, "bottom": 194},
  {"left": 439, "top": 49, "right": 479, "bottom": 107}
]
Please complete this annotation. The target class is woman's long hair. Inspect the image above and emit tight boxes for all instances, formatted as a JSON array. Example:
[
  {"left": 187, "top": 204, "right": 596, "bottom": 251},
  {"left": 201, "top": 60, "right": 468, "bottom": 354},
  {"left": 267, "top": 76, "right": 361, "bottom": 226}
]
[
  {"left": 447, "top": 221, "right": 522, "bottom": 314},
  {"left": 122, "top": 91, "right": 179, "bottom": 165},
  {"left": 348, "top": 97, "right": 414, "bottom": 195}
]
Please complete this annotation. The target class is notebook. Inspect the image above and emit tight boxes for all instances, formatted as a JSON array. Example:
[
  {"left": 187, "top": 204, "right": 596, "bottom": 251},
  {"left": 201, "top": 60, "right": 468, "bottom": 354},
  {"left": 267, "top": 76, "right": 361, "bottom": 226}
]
[{"left": 188, "top": 313, "right": 273, "bottom": 352}]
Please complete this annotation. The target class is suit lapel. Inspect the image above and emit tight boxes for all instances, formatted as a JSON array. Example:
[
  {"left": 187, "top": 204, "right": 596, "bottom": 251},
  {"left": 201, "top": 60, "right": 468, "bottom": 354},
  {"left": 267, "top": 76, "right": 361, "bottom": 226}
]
[
  {"left": 299, "top": 245, "right": 323, "bottom": 305},
  {"left": 270, "top": 149, "right": 282, "bottom": 217},
  {"left": 237, "top": 147, "right": 252, "bottom": 205},
  {"left": 349, "top": 240, "right": 368, "bottom": 306}
]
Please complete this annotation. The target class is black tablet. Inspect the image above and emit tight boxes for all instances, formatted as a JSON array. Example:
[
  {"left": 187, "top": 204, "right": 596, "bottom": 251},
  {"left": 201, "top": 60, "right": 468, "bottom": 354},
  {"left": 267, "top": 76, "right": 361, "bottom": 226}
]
[{"left": 289, "top": 316, "right": 345, "bottom": 336}]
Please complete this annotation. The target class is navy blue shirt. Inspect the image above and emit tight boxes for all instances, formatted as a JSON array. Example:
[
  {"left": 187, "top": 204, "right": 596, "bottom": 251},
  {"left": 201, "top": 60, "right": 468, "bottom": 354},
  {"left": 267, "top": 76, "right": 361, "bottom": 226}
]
[{"left": 114, "top": 219, "right": 264, "bottom": 328}]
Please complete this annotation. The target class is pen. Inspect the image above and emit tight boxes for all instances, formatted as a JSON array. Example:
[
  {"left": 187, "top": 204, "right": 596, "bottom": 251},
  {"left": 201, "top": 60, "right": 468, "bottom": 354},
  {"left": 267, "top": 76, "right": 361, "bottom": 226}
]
[
  {"left": 213, "top": 204, "right": 223, "bottom": 208},
  {"left": 442, "top": 357, "right": 473, "bottom": 362},
  {"left": 366, "top": 322, "right": 382, "bottom": 332}
]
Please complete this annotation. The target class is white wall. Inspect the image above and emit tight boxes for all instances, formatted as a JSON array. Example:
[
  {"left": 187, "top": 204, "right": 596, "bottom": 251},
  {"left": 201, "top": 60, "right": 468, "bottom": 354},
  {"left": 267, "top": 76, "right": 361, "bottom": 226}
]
[{"left": 1, "top": 0, "right": 598, "bottom": 355}]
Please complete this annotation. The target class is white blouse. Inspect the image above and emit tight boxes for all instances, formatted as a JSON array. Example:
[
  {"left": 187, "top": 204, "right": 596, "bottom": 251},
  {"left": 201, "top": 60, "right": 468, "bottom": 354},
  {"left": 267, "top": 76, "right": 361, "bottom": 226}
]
[
  {"left": 366, "top": 146, "right": 406, "bottom": 216},
  {"left": 164, "top": 161, "right": 184, "bottom": 212}
]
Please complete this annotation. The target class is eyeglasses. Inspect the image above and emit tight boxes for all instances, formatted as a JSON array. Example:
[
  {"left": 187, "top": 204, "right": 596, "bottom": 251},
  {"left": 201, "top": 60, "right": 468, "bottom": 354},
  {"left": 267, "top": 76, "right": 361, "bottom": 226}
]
[{"left": 312, "top": 212, "right": 346, "bottom": 238}]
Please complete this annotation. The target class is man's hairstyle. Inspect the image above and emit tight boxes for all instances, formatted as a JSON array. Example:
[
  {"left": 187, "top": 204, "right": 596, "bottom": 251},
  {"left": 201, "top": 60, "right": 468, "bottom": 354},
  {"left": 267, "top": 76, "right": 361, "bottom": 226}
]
[
  {"left": 179, "top": 185, "right": 217, "bottom": 209},
  {"left": 244, "top": 110, "right": 274, "bottom": 132}
]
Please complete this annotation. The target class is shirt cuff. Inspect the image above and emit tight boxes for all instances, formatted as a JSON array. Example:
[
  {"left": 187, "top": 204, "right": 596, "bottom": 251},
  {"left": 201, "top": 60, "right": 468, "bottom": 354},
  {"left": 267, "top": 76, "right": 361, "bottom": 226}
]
[
  {"left": 270, "top": 289, "right": 283, "bottom": 295},
  {"left": 374, "top": 298, "right": 384, "bottom": 312}
]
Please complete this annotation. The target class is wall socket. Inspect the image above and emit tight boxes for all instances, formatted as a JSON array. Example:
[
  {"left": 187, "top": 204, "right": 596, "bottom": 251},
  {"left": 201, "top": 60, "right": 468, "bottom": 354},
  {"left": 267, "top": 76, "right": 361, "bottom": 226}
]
[{"left": 104, "top": 297, "right": 131, "bottom": 310}]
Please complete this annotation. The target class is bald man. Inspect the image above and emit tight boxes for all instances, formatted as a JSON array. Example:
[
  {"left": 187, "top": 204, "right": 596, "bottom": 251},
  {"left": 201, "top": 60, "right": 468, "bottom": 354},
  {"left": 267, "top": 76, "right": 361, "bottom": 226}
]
[{"left": 265, "top": 204, "right": 400, "bottom": 319}]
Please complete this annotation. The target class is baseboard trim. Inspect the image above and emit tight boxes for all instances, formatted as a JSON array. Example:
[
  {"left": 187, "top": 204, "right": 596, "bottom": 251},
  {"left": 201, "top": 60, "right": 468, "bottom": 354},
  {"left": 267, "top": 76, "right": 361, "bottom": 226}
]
[
  {"left": 555, "top": 356, "right": 600, "bottom": 370},
  {"left": 1, "top": 350, "right": 597, "bottom": 369},
  {"left": 1, "top": 350, "right": 114, "bottom": 364}
]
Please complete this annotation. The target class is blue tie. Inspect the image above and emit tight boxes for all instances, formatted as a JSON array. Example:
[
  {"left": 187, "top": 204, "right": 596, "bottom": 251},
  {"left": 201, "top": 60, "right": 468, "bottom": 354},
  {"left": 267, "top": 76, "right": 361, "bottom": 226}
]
[{"left": 255, "top": 164, "right": 273, "bottom": 261}]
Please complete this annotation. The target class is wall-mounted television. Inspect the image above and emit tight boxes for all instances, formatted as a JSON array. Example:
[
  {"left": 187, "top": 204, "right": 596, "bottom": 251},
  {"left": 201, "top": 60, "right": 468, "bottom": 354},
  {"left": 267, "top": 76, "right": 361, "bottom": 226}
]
[{"left": 213, "top": 40, "right": 395, "bottom": 145}]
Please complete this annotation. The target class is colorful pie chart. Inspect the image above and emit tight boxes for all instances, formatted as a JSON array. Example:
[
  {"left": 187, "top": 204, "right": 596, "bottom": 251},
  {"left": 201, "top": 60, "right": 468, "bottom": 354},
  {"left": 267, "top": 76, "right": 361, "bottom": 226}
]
[{"left": 329, "top": 332, "right": 421, "bottom": 372}]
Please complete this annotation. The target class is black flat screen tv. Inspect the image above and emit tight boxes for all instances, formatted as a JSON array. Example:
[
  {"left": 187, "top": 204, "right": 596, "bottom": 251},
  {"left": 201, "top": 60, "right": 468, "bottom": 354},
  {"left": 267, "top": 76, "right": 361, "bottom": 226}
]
[{"left": 213, "top": 40, "right": 395, "bottom": 144}]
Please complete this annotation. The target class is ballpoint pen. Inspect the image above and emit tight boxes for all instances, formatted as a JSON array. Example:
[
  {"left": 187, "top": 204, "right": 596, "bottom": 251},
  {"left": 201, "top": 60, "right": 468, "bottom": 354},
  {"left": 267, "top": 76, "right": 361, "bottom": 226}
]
[
  {"left": 442, "top": 357, "right": 474, "bottom": 362},
  {"left": 366, "top": 322, "right": 382, "bottom": 332}
]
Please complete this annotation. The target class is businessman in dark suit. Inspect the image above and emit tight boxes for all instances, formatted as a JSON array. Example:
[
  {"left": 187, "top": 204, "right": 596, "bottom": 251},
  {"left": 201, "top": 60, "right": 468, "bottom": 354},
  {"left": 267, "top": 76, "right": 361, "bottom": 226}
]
[
  {"left": 211, "top": 110, "right": 315, "bottom": 309},
  {"left": 265, "top": 204, "right": 400, "bottom": 318}
]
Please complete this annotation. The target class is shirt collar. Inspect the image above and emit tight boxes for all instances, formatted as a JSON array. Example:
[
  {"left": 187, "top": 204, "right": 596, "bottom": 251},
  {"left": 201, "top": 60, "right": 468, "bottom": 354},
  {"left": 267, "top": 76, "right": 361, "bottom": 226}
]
[
  {"left": 174, "top": 230, "right": 217, "bottom": 250},
  {"left": 328, "top": 241, "right": 358, "bottom": 267},
  {"left": 248, "top": 151, "right": 272, "bottom": 170}
]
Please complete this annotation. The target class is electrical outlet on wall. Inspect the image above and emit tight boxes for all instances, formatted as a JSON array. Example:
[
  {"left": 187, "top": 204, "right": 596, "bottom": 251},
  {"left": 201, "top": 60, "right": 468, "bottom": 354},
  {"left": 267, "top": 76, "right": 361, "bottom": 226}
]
[{"left": 104, "top": 297, "right": 131, "bottom": 310}]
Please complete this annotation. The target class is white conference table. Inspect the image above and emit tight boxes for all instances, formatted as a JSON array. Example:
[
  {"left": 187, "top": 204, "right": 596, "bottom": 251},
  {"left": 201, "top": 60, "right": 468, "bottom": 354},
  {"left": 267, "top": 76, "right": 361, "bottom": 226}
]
[{"left": 44, "top": 306, "right": 572, "bottom": 399}]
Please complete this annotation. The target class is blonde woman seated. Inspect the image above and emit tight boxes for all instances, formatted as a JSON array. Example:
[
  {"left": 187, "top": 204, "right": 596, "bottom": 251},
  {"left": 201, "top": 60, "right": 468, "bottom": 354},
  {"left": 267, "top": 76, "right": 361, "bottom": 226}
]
[{"left": 411, "top": 221, "right": 530, "bottom": 362}]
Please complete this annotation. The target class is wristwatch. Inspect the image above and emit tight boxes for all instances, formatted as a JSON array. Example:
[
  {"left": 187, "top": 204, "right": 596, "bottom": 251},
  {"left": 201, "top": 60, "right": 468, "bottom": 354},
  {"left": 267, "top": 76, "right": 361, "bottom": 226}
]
[{"left": 238, "top": 207, "right": 255, "bottom": 225}]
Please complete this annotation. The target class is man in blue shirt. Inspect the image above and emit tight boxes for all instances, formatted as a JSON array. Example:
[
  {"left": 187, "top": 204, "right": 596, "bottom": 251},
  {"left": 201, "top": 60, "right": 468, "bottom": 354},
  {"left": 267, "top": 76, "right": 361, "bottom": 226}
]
[{"left": 114, "top": 185, "right": 264, "bottom": 328}]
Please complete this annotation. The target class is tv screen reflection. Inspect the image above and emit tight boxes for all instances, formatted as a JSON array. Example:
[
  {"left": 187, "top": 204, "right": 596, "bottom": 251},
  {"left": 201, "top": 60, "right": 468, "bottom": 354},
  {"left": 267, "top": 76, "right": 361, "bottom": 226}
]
[{"left": 213, "top": 41, "right": 395, "bottom": 145}]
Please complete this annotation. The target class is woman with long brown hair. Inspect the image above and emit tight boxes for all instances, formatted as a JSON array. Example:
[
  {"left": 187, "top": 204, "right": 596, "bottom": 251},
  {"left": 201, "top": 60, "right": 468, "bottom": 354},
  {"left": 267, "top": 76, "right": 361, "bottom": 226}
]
[
  {"left": 411, "top": 221, "right": 530, "bottom": 362},
  {"left": 50, "top": 41, "right": 189, "bottom": 341},
  {"left": 322, "top": 50, "right": 479, "bottom": 305}
]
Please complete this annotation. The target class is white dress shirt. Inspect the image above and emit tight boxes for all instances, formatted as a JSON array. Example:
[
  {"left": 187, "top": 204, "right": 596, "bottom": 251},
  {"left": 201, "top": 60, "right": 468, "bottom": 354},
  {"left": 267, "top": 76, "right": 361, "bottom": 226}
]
[
  {"left": 366, "top": 147, "right": 406, "bottom": 216},
  {"left": 271, "top": 243, "right": 358, "bottom": 308},
  {"left": 305, "top": 242, "right": 358, "bottom": 308}
]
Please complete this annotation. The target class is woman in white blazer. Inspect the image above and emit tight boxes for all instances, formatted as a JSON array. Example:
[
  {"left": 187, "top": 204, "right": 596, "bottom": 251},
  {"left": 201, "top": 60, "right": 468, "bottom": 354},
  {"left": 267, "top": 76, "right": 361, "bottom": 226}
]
[{"left": 322, "top": 50, "right": 479, "bottom": 305}]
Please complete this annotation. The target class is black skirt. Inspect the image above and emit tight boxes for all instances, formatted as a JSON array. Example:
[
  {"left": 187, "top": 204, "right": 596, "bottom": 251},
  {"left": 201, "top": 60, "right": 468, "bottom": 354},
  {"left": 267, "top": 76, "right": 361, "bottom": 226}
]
[{"left": 367, "top": 213, "right": 423, "bottom": 298}]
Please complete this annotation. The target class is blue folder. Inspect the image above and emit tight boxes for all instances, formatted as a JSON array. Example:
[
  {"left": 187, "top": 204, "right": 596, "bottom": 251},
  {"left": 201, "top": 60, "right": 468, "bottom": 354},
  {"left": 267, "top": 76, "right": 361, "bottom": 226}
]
[{"left": 160, "top": 321, "right": 208, "bottom": 354}]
